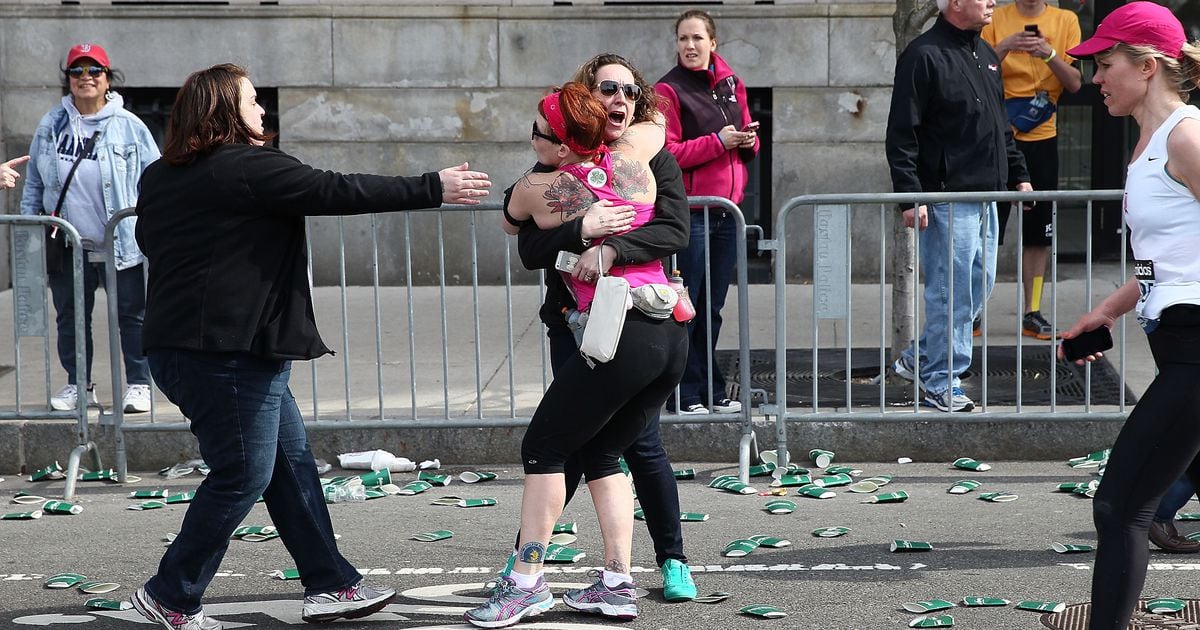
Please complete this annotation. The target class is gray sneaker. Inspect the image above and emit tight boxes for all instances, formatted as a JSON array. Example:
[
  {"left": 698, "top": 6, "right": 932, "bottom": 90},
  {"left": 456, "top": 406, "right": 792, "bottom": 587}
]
[
  {"left": 464, "top": 575, "right": 554, "bottom": 628},
  {"left": 301, "top": 581, "right": 395, "bottom": 623},
  {"left": 130, "top": 587, "right": 223, "bottom": 630},
  {"left": 563, "top": 570, "right": 638, "bottom": 620},
  {"left": 892, "top": 356, "right": 916, "bottom": 383},
  {"left": 923, "top": 387, "right": 975, "bottom": 412}
]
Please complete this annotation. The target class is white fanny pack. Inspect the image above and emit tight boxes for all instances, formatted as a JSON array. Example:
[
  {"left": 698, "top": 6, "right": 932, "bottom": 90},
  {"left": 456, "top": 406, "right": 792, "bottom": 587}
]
[{"left": 579, "top": 249, "right": 632, "bottom": 367}]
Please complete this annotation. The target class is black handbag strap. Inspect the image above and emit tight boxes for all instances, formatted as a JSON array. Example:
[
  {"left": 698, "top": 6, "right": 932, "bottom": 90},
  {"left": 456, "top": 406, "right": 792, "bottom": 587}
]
[{"left": 49, "top": 130, "right": 100, "bottom": 219}]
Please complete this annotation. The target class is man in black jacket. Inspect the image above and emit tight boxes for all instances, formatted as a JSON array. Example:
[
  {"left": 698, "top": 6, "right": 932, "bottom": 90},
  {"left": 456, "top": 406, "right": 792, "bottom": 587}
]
[{"left": 886, "top": 0, "right": 1031, "bottom": 412}]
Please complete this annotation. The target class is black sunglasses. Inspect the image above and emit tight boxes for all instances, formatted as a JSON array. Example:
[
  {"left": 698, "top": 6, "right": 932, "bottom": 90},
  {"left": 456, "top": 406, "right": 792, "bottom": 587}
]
[
  {"left": 66, "top": 65, "right": 106, "bottom": 79},
  {"left": 531, "top": 121, "right": 561, "bottom": 144},
  {"left": 595, "top": 80, "right": 642, "bottom": 101}
]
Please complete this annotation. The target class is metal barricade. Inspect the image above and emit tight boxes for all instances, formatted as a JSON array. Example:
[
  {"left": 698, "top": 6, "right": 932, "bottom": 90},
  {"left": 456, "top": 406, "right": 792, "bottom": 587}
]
[
  {"left": 763, "top": 190, "right": 1126, "bottom": 471},
  {"left": 107, "top": 197, "right": 757, "bottom": 481},
  {"left": 2, "top": 214, "right": 102, "bottom": 500}
]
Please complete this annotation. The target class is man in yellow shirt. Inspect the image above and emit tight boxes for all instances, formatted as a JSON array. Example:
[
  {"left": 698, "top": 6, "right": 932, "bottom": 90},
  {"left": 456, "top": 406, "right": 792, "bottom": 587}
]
[{"left": 982, "top": 0, "right": 1081, "bottom": 340}]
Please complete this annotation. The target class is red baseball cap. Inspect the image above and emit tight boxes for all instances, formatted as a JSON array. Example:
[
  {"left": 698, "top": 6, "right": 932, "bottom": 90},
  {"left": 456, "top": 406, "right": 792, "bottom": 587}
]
[
  {"left": 1066, "top": 2, "right": 1185, "bottom": 59},
  {"left": 66, "top": 43, "right": 111, "bottom": 68}
]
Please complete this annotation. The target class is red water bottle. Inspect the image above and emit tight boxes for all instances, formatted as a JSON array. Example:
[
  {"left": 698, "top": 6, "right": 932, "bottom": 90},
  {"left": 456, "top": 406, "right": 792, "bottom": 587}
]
[{"left": 669, "top": 270, "right": 695, "bottom": 323}]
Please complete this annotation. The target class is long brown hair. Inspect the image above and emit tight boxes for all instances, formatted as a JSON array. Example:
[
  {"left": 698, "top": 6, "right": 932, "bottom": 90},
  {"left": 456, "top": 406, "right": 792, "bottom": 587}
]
[{"left": 161, "top": 63, "right": 273, "bottom": 165}]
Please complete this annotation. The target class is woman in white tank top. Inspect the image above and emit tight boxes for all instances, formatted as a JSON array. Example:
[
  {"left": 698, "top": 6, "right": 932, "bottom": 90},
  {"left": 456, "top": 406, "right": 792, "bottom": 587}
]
[{"left": 1062, "top": 4, "right": 1200, "bottom": 629}]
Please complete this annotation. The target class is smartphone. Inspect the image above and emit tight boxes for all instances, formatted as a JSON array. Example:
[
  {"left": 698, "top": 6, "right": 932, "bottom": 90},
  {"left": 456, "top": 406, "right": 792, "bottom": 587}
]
[
  {"left": 741, "top": 121, "right": 760, "bottom": 133},
  {"left": 1025, "top": 24, "right": 1040, "bottom": 36},
  {"left": 554, "top": 250, "right": 580, "bottom": 273},
  {"left": 1061, "top": 326, "right": 1113, "bottom": 362}
]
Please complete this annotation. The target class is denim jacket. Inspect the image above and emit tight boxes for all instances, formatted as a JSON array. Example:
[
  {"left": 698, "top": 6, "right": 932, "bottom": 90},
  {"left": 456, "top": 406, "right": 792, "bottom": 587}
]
[{"left": 20, "top": 94, "right": 160, "bottom": 270}]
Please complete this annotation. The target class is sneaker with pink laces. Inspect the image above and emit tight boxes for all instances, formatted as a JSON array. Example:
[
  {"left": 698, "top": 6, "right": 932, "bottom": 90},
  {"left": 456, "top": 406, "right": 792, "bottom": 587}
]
[
  {"left": 130, "top": 586, "right": 222, "bottom": 630},
  {"left": 301, "top": 580, "right": 395, "bottom": 623}
]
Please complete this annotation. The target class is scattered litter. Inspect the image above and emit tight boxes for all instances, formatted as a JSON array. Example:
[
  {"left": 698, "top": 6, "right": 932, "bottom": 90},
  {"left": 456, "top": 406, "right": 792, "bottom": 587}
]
[
  {"left": 891, "top": 540, "right": 933, "bottom": 552},
  {"left": 544, "top": 544, "right": 585, "bottom": 563},
  {"left": 977, "top": 492, "right": 1018, "bottom": 503},
  {"left": 863, "top": 475, "right": 893, "bottom": 486},
  {"left": 549, "top": 532, "right": 577, "bottom": 545},
  {"left": 723, "top": 539, "right": 759, "bottom": 558},
  {"left": 418, "top": 472, "right": 451, "bottom": 487},
  {"left": 897, "top": 457, "right": 913, "bottom": 464},
  {"left": 902, "top": 600, "right": 955, "bottom": 613},
  {"left": 159, "top": 459, "right": 206, "bottom": 479},
  {"left": 948, "top": 480, "right": 981, "bottom": 494},
  {"left": 78, "top": 581, "right": 120, "bottom": 595},
  {"left": 748, "top": 463, "right": 776, "bottom": 477},
  {"left": 459, "top": 471, "right": 497, "bottom": 483},
  {"left": 813, "top": 473, "right": 853, "bottom": 488},
  {"left": 30, "top": 462, "right": 65, "bottom": 482},
  {"left": 1146, "top": 598, "right": 1186, "bottom": 614},
  {"left": 357, "top": 469, "right": 392, "bottom": 488},
  {"left": 809, "top": 449, "right": 835, "bottom": 468},
  {"left": 271, "top": 568, "right": 301, "bottom": 580},
  {"left": 420, "top": 459, "right": 441, "bottom": 470},
  {"left": 953, "top": 457, "right": 991, "bottom": 472},
  {"left": 314, "top": 459, "right": 332, "bottom": 475},
  {"left": 456, "top": 498, "right": 497, "bottom": 508},
  {"left": 758, "top": 450, "right": 781, "bottom": 465},
  {"left": 740, "top": 604, "right": 787, "bottom": 619},
  {"left": 129, "top": 489, "right": 169, "bottom": 499},
  {"left": 1176, "top": 513, "right": 1200, "bottom": 521},
  {"left": 757, "top": 488, "right": 788, "bottom": 497},
  {"left": 411, "top": 530, "right": 454, "bottom": 542},
  {"left": 1057, "top": 481, "right": 1098, "bottom": 493},
  {"left": 796, "top": 486, "right": 836, "bottom": 499},
  {"left": 748, "top": 535, "right": 790, "bottom": 548},
  {"left": 770, "top": 474, "right": 812, "bottom": 488},
  {"left": 812, "top": 526, "right": 850, "bottom": 538},
  {"left": 126, "top": 502, "right": 166, "bottom": 511},
  {"left": 694, "top": 592, "right": 730, "bottom": 604},
  {"left": 12, "top": 494, "right": 47, "bottom": 505},
  {"left": 824, "top": 465, "right": 862, "bottom": 476},
  {"left": 961, "top": 597, "right": 1009, "bottom": 607},
  {"left": 232, "top": 526, "right": 278, "bottom": 542},
  {"left": 1068, "top": 449, "right": 1110, "bottom": 469},
  {"left": 1015, "top": 601, "right": 1065, "bottom": 613},
  {"left": 163, "top": 533, "right": 177, "bottom": 546},
  {"left": 79, "top": 469, "right": 118, "bottom": 482},
  {"left": 398, "top": 481, "right": 433, "bottom": 496},
  {"left": 2, "top": 510, "right": 42, "bottom": 520},
  {"left": 430, "top": 496, "right": 464, "bottom": 506},
  {"left": 42, "top": 500, "right": 83, "bottom": 515},
  {"left": 85, "top": 598, "right": 131, "bottom": 611},
  {"left": 909, "top": 615, "right": 954, "bottom": 628},
  {"left": 709, "top": 475, "right": 757, "bottom": 495},
  {"left": 864, "top": 491, "right": 909, "bottom": 504},
  {"left": 337, "top": 450, "right": 415, "bottom": 472},
  {"left": 1050, "top": 543, "right": 1095, "bottom": 554},
  {"left": 764, "top": 500, "right": 796, "bottom": 515},
  {"left": 324, "top": 484, "right": 366, "bottom": 503},
  {"left": 673, "top": 468, "right": 696, "bottom": 480},
  {"left": 679, "top": 512, "right": 709, "bottom": 522},
  {"left": 45, "top": 573, "right": 87, "bottom": 589},
  {"left": 164, "top": 492, "right": 195, "bottom": 505},
  {"left": 553, "top": 522, "right": 578, "bottom": 535}
]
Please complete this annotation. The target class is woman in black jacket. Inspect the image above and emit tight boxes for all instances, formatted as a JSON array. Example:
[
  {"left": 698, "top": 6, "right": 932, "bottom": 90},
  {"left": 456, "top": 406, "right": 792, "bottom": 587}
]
[{"left": 129, "top": 63, "right": 490, "bottom": 630}]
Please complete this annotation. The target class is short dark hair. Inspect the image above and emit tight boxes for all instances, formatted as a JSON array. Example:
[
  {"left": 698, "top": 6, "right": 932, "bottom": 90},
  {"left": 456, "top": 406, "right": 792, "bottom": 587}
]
[
  {"left": 571, "top": 53, "right": 663, "bottom": 125},
  {"left": 161, "top": 63, "right": 274, "bottom": 165},
  {"left": 59, "top": 65, "right": 123, "bottom": 97}
]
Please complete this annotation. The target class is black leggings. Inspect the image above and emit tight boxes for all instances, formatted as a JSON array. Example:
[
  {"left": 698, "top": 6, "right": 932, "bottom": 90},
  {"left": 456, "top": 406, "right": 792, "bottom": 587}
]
[
  {"left": 522, "top": 311, "right": 687, "bottom": 480},
  {"left": 1090, "top": 305, "right": 1200, "bottom": 629}
]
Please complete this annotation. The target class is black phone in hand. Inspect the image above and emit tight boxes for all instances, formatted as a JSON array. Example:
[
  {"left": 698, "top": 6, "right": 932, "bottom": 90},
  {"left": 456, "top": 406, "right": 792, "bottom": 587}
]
[{"left": 1062, "top": 326, "right": 1113, "bottom": 362}]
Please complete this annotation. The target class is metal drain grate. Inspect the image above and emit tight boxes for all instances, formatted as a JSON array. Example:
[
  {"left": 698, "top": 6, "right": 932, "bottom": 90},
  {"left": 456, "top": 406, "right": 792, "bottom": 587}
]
[
  {"left": 716, "top": 346, "right": 1136, "bottom": 407},
  {"left": 1042, "top": 600, "right": 1200, "bottom": 629}
]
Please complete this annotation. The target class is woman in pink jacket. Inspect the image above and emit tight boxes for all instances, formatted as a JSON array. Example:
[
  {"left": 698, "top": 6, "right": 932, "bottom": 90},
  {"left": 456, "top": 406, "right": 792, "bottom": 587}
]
[{"left": 655, "top": 9, "right": 758, "bottom": 415}]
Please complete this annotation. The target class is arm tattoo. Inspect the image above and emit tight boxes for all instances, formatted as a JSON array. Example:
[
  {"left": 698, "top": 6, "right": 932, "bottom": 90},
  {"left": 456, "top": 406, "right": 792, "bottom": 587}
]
[
  {"left": 605, "top": 559, "right": 628, "bottom": 574},
  {"left": 612, "top": 157, "right": 651, "bottom": 199},
  {"left": 544, "top": 173, "right": 595, "bottom": 224},
  {"left": 519, "top": 542, "right": 546, "bottom": 564}
]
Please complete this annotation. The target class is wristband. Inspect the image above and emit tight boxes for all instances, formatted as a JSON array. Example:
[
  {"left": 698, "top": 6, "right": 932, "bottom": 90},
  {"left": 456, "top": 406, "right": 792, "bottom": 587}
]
[{"left": 1043, "top": 49, "right": 1057, "bottom": 63}]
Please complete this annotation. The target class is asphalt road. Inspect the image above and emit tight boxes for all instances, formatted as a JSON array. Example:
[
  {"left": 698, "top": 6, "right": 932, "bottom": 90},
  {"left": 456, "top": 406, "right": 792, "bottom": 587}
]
[{"left": 1, "top": 460, "right": 1196, "bottom": 629}]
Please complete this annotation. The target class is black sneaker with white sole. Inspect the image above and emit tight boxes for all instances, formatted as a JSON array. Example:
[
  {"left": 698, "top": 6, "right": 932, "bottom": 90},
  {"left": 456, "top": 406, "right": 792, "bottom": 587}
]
[
  {"left": 710, "top": 398, "right": 742, "bottom": 413},
  {"left": 301, "top": 581, "right": 395, "bottom": 623}
]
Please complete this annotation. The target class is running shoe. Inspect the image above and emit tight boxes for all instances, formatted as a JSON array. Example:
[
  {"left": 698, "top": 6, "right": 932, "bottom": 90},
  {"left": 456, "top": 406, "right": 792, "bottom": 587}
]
[
  {"left": 1022, "top": 310, "right": 1056, "bottom": 340},
  {"left": 923, "top": 387, "right": 975, "bottom": 412},
  {"left": 464, "top": 575, "right": 554, "bottom": 628},
  {"left": 130, "top": 587, "right": 223, "bottom": 630},
  {"left": 301, "top": 581, "right": 395, "bottom": 623},
  {"left": 710, "top": 398, "right": 742, "bottom": 413},
  {"left": 661, "top": 559, "right": 696, "bottom": 602},
  {"left": 563, "top": 570, "right": 638, "bottom": 620}
]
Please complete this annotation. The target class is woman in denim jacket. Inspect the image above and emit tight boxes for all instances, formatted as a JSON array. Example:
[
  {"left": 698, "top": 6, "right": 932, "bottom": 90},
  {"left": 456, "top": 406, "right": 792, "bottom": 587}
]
[{"left": 20, "top": 43, "right": 159, "bottom": 414}]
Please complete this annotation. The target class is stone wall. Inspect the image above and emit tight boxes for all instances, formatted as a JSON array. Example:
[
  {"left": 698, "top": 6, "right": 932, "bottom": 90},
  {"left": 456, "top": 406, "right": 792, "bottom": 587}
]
[{"left": 0, "top": 3, "right": 899, "bottom": 286}]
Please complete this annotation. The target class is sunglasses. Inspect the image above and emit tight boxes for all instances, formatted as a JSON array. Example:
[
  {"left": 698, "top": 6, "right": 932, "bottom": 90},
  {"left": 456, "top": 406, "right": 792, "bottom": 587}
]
[
  {"left": 66, "top": 65, "right": 106, "bottom": 79},
  {"left": 595, "top": 80, "right": 642, "bottom": 101},
  {"left": 531, "top": 121, "right": 561, "bottom": 144}
]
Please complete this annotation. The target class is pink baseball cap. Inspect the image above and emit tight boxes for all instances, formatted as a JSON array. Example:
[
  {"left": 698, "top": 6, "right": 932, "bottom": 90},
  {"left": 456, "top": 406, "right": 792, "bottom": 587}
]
[
  {"left": 66, "top": 43, "right": 111, "bottom": 68},
  {"left": 1067, "top": 2, "right": 1185, "bottom": 59}
]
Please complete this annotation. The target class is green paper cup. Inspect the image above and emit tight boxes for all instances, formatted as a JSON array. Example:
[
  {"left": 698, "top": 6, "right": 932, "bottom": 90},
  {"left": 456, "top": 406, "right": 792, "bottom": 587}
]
[
  {"left": 30, "top": 462, "right": 64, "bottom": 482},
  {"left": 357, "top": 468, "right": 391, "bottom": 487},
  {"left": 129, "top": 489, "right": 169, "bottom": 499},
  {"left": 633, "top": 507, "right": 645, "bottom": 521},
  {"left": 364, "top": 489, "right": 388, "bottom": 500},
  {"left": 748, "top": 535, "right": 791, "bottom": 548},
  {"left": 723, "top": 539, "right": 760, "bottom": 558},
  {"left": 902, "top": 599, "right": 955, "bottom": 613},
  {"left": 764, "top": 500, "right": 796, "bottom": 515},
  {"left": 12, "top": 495, "right": 47, "bottom": 505},
  {"left": 748, "top": 463, "right": 777, "bottom": 477},
  {"left": 41, "top": 500, "right": 82, "bottom": 515},
  {"left": 864, "top": 475, "right": 893, "bottom": 486},
  {"left": 978, "top": 491, "right": 1018, "bottom": 503},
  {"left": 740, "top": 604, "right": 787, "bottom": 619},
  {"left": 709, "top": 478, "right": 757, "bottom": 495},
  {"left": 44, "top": 573, "right": 87, "bottom": 589},
  {"left": 771, "top": 474, "right": 812, "bottom": 488},
  {"left": 673, "top": 468, "right": 696, "bottom": 480},
  {"left": 417, "top": 471, "right": 451, "bottom": 486},
  {"left": 459, "top": 471, "right": 497, "bottom": 483},
  {"left": 948, "top": 480, "right": 981, "bottom": 494},
  {"left": 961, "top": 596, "right": 1009, "bottom": 607},
  {"left": 1015, "top": 600, "right": 1065, "bottom": 613},
  {"left": 679, "top": 512, "right": 710, "bottom": 522},
  {"left": 813, "top": 473, "right": 853, "bottom": 488},
  {"left": 85, "top": 597, "right": 131, "bottom": 611},
  {"left": 233, "top": 525, "right": 276, "bottom": 538},
  {"left": 759, "top": 450, "right": 780, "bottom": 465},
  {"left": 126, "top": 501, "right": 165, "bottom": 511},
  {"left": 411, "top": 530, "right": 454, "bottom": 542},
  {"left": 796, "top": 485, "right": 835, "bottom": 499},
  {"left": 398, "top": 480, "right": 433, "bottom": 496},
  {"left": 865, "top": 490, "right": 909, "bottom": 504},
  {"left": 1050, "top": 543, "right": 1095, "bottom": 554},
  {"left": 79, "top": 469, "right": 117, "bottom": 482},
  {"left": 2, "top": 510, "right": 42, "bottom": 520},
  {"left": 909, "top": 615, "right": 954, "bottom": 628},
  {"left": 891, "top": 539, "right": 933, "bottom": 552},
  {"left": 848, "top": 481, "right": 879, "bottom": 493},
  {"left": 241, "top": 532, "right": 279, "bottom": 542},
  {"left": 271, "top": 568, "right": 301, "bottom": 580},
  {"left": 1057, "top": 481, "right": 1097, "bottom": 492},
  {"left": 812, "top": 526, "right": 850, "bottom": 538},
  {"left": 553, "top": 522, "right": 578, "bottom": 535},
  {"left": 456, "top": 498, "right": 497, "bottom": 508},
  {"left": 1176, "top": 513, "right": 1200, "bottom": 521},
  {"left": 809, "top": 449, "right": 835, "bottom": 468},
  {"left": 1146, "top": 597, "right": 1186, "bottom": 614},
  {"left": 164, "top": 491, "right": 196, "bottom": 505},
  {"left": 544, "top": 544, "right": 586, "bottom": 563},
  {"left": 953, "top": 457, "right": 991, "bottom": 472},
  {"left": 694, "top": 592, "right": 731, "bottom": 604},
  {"left": 77, "top": 581, "right": 120, "bottom": 594},
  {"left": 1074, "top": 486, "right": 1097, "bottom": 498},
  {"left": 782, "top": 463, "right": 810, "bottom": 475},
  {"left": 1068, "top": 448, "right": 1110, "bottom": 468},
  {"left": 824, "top": 465, "right": 862, "bottom": 476}
]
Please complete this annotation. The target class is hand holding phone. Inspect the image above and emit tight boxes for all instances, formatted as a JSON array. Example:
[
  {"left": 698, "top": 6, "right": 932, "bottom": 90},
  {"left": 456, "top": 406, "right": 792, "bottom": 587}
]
[
  {"left": 741, "top": 121, "right": 760, "bottom": 134},
  {"left": 1061, "top": 326, "right": 1113, "bottom": 362},
  {"left": 1024, "top": 24, "right": 1040, "bottom": 36}
]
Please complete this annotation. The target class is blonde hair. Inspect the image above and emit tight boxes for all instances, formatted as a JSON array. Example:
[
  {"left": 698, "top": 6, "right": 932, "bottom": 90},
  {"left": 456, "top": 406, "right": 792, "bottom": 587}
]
[{"left": 1107, "top": 42, "right": 1200, "bottom": 102}]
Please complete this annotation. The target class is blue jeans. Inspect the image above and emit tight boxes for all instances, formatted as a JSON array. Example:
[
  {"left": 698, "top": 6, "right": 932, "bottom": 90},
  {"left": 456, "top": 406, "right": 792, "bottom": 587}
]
[
  {"left": 144, "top": 349, "right": 359, "bottom": 614},
  {"left": 49, "top": 261, "right": 150, "bottom": 386},
  {"left": 1155, "top": 476, "right": 1195, "bottom": 522},
  {"left": 546, "top": 320, "right": 686, "bottom": 565},
  {"left": 677, "top": 209, "right": 739, "bottom": 406},
  {"left": 901, "top": 202, "right": 997, "bottom": 395}
]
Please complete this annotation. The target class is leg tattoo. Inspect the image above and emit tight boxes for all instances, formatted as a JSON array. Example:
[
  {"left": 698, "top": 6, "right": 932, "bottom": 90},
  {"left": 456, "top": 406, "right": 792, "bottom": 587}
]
[
  {"left": 606, "top": 559, "right": 627, "bottom": 574},
  {"left": 519, "top": 542, "right": 546, "bottom": 564}
]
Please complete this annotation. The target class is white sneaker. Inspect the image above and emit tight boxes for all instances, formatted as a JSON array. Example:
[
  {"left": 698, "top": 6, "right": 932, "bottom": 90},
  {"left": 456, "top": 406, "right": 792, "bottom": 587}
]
[
  {"left": 123, "top": 384, "right": 152, "bottom": 413},
  {"left": 710, "top": 398, "right": 742, "bottom": 413},
  {"left": 679, "top": 403, "right": 710, "bottom": 415},
  {"left": 50, "top": 384, "right": 97, "bottom": 411}
]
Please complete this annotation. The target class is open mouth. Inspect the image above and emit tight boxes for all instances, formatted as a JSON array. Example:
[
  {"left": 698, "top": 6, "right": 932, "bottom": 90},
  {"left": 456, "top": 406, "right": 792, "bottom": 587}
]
[{"left": 608, "top": 110, "right": 627, "bottom": 126}]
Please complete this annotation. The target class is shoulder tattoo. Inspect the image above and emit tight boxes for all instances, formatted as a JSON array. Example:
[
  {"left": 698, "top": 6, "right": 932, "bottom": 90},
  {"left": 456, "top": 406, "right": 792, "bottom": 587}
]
[
  {"left": 612, "top": 157, "right": 651, "bottom": 199},
  {"left": 544, "top": 173, "right": 594, "bottom": 223}
]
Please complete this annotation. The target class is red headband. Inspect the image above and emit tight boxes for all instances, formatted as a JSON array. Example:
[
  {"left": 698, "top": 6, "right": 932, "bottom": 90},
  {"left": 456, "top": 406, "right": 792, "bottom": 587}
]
[{"left": 541, "top": 91, "right": 605, "bottom": 159}]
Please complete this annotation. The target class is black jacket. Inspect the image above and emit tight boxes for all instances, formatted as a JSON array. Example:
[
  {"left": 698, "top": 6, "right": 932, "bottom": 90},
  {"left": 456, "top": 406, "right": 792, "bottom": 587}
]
[
  {"left": 886, "top": 15, "right": 1029, "bottom": 200},
  {"left": 136, "top": 144, "right": 443, "bottom": 360},
  {"left": 506, "top": 148, "right": 689, "bottom": 327}
]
